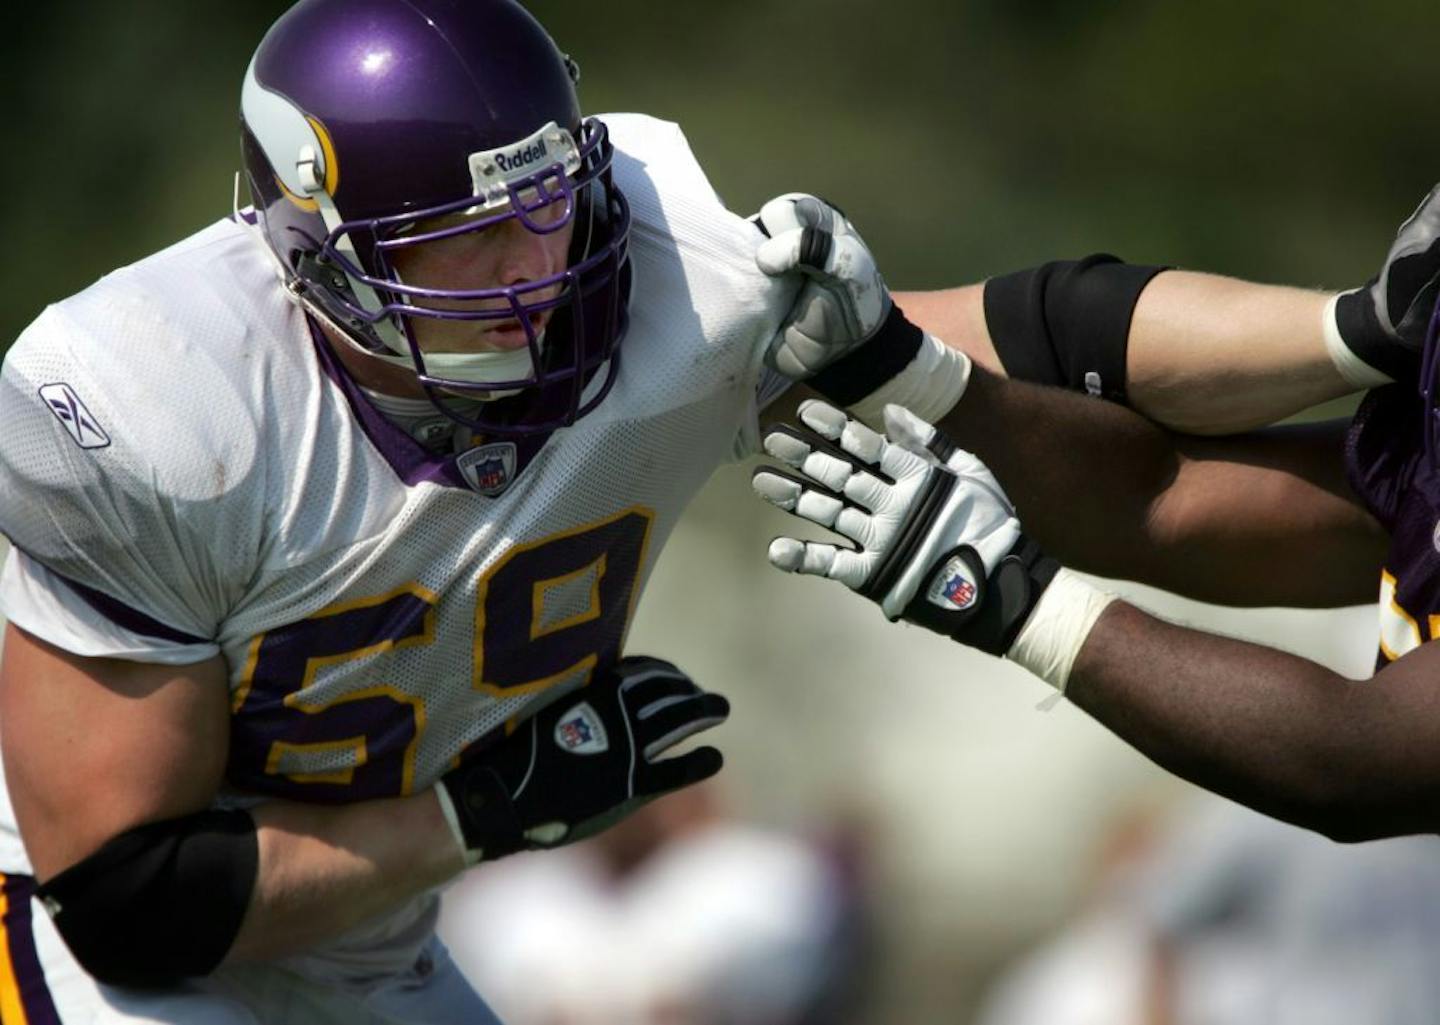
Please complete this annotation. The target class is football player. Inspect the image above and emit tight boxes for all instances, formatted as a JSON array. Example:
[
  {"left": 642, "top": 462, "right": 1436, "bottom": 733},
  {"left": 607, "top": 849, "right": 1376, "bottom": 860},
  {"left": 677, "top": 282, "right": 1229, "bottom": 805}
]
[
  {"left": 0, "top": 2, "right": 969, "bottom": 1022},
  {"left": 754, "top": 185, "right": 1440, "bottom": 844}
]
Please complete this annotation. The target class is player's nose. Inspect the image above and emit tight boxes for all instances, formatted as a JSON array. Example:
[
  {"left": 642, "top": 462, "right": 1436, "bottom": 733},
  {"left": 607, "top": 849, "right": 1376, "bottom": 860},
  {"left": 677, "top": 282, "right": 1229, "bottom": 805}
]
[{"left": 495, "top": 220, "right": 561, "bottom": 288}]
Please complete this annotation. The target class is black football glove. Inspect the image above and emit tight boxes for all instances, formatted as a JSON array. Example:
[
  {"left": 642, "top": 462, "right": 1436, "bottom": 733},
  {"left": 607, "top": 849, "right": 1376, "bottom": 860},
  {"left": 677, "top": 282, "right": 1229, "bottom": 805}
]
[
  {"left": 1334, "top": 183, "right": 1440, "bottom": 381},
  {"left": 751, "top": 400, "right": 1057, "bottom": 655},
  {"left": 440, "top": 657, "right": 728, "bottom": 861}
]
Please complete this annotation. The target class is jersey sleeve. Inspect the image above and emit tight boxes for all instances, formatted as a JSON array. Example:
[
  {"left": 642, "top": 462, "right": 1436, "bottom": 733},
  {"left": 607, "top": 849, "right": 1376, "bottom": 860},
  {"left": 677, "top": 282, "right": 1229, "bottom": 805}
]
[
  {"left": 1345, "top": 384, "right": 1421, "bottom": 532},
  {"left": 600, "top": 113, "right": 801, "bottom": 459},
  {"left": 0, "top": 547, "right": 217, "bottom": 662},
  {"left": 0, "top": 297, "right": 261, "bottom": 661}
]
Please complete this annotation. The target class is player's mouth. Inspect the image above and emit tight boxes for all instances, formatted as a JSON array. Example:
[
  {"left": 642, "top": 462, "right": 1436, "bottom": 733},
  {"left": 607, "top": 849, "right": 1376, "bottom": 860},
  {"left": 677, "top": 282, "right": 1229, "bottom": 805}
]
[{"left": 484, "top": 311, "right": 550, "bottom": 350}]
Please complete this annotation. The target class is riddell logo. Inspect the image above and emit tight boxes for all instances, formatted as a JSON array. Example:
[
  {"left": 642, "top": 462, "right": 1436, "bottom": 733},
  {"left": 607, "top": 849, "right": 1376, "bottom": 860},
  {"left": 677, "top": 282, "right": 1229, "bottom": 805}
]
[{"left": 494, "top": 138, "right": 549, "bottom": 173}]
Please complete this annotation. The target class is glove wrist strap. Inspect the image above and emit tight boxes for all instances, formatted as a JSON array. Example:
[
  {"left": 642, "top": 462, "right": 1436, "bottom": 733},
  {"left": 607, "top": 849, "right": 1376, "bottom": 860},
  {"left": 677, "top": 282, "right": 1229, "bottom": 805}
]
[
  {"left": 807, "top": 304, "right": 925, "bottom": 405},
  {"left": 1006, "top": 567, "right": 1116, "bottom": 693},
  {"left": 847, "top": 331, "right": 972, "bottom": 427},
  {"left": 438, "top": 764, "right": 527, "bottom": 863},
  {"left": 898, "top": 535, "right": 1060, "bottom": 657},
  {"left": 1324, "top": 292, "right": 1395, "bottom": 388},
  {"left": 433, "top": 782, "right": 482, "bottom": 868}
]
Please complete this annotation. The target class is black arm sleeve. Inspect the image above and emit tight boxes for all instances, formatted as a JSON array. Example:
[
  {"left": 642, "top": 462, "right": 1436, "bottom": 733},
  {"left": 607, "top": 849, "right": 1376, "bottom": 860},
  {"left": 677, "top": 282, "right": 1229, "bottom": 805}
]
[
  {"left": 36, "top": 809, "right": 258, "bottom": 988},
  {"left": 983, "top": 254, "right": 1167, "bottom": 404}
]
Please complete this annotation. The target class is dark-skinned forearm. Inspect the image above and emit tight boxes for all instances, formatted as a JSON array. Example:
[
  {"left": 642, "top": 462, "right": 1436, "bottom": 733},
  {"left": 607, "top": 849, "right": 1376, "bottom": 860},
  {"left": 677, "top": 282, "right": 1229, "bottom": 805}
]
[
  {"left": 938, "top": 367, "right": 1180, "bottom": 579},
  {"left": 935, "top": 366, "right": 1382, "bottom": 607},
  {"left": 1069, "top": 602, "right": 1437, "bottom": 841}
]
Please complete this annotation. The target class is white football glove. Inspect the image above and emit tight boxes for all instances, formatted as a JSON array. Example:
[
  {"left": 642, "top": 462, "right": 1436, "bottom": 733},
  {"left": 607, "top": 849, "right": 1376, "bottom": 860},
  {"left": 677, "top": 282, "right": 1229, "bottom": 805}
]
[
  {"left": 752, "top": 400, "right": 1058, "bottom": 654},
  {"left": 753, "top": 401, "right": 1117, "bottom": 689},
  {"left": 753, "top": 194, "right": 893, "bottom": 380},
  {"left": 752, "top": 195, "right": 972, "bottom": 425}
]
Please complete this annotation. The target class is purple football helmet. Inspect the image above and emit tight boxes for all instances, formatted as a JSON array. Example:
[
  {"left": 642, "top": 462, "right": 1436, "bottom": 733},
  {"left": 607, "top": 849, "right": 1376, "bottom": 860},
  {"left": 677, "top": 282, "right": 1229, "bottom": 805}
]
[{"left": 240, "top": 0, "right": 632, "bottom": 437}]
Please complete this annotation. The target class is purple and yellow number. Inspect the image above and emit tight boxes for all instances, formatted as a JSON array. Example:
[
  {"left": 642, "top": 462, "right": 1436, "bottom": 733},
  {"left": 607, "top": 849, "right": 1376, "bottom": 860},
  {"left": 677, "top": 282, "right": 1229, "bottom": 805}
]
[
  {"left": 228, "top": 508, "right": 655, "bottom": 800},
  {"left": 228, "top": 584, "right": 436, "bottom": 801},
  {"left": 474, "top": 508, "right": 653, "bottom": 696}
]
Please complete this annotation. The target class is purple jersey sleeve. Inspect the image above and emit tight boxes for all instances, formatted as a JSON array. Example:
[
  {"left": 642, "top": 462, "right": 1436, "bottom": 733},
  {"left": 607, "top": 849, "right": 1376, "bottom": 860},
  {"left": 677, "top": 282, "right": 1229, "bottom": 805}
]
[{"left": 1345, "top": 384, "right": 1422, "bottom": 532}]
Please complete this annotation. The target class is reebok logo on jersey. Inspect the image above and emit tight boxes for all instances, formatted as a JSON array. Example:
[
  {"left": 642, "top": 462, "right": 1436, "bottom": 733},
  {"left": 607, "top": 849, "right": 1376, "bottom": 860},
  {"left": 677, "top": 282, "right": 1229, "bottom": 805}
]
[
  {"left": 554, "top": 702, "right": 609, "bottom": 755},
  {"left": 39, "top": 383, "right": 110, "bottom": 450},
  {"left": 926, "top": 555, "right": 978, "bottom": 612}
]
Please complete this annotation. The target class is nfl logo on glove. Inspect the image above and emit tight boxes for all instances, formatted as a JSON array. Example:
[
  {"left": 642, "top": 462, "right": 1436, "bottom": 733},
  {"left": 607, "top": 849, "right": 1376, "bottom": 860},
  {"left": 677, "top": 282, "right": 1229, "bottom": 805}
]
[
  {"left": 926, "top": 555, "right": 979, "bottom": 612},
  {"left": 559, "top": 717, "right": 592, "bottom": 748},
  {"left": 553, "top": 703, "right": 609, "bottom": 754}
]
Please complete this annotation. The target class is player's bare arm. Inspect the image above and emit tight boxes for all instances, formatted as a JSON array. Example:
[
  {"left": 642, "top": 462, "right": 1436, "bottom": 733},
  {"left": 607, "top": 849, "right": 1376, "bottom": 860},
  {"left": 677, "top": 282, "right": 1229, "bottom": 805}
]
[
  {"left": 894, "top": 277, "right": 1348, "bottom": 435},
  {"left": 1068, "top": 601, "right": 1440, "bottom": 841},
  {"left": 750, "top": 402, "right": 1413, "bottom": 842},
  {"left": 0, "top": 624, "right": 463, "bottom": 967}
]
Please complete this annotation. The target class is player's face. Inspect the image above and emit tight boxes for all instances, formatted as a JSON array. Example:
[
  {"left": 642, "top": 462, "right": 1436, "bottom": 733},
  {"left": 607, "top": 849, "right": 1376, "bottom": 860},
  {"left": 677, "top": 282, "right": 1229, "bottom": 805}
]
[{"left": 389, "top": 195, "right": 576, "bottom": 355}]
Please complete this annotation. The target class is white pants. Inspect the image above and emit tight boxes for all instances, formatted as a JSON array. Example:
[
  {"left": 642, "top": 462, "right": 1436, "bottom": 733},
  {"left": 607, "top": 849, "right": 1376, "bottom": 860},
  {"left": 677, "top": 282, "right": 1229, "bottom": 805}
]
[{"left": 1, "top": 874, "right": 502, "bottom": 1025}]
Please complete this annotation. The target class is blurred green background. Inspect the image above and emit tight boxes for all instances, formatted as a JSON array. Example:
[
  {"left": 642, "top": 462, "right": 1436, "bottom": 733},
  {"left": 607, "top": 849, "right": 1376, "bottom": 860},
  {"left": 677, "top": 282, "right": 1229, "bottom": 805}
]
[
  {"left": 4, "top": 0, "right": 1438, "bottom": 352},
  {"left": 2, "top": 3, "right": 1431, "bottom": 1022}
]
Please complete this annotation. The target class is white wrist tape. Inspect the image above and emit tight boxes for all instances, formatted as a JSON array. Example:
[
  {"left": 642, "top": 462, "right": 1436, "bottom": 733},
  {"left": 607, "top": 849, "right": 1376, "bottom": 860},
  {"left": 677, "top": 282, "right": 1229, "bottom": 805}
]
[
  {"left": 1322, "top": 293, "right": 1394, "bottom": 389},
  {"left": 1006, "top": 568, "right": 1116, "bottom": 694},
  {"left": 433, "top": 782, "right": 482, "bottom": 867},
  {"left": 848, "top": 333, "right": 972, "bottom": 427}
]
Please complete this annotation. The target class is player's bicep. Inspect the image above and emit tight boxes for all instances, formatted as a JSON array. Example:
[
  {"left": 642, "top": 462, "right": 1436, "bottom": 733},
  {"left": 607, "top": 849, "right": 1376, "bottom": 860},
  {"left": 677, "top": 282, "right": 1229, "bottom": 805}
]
[
  {"left": 0, "top": 623, "right": 230, "bottom": 880},
  {"left": 1141, "top": 419, "right": 1385, "bottom": 607}
]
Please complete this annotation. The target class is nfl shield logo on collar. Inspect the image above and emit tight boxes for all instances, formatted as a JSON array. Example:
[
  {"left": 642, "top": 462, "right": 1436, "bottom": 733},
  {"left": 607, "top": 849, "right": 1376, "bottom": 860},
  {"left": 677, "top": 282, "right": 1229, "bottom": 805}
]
[
  {"left": 458, "top": 441, "right": 518, "bottom": 497},
  {"left": 39, "top": 383, "right": 110, "bottom": 450}
]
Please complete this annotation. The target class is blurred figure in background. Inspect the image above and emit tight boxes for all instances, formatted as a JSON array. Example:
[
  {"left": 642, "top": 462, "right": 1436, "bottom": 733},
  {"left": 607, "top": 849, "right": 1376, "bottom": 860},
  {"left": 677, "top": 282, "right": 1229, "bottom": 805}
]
[
  {"left": 439, "top": 784, "right": 869, "bottom": 1025},
  {"left": 976, "top": 795, "right": 1440, "bottom": 1025}
]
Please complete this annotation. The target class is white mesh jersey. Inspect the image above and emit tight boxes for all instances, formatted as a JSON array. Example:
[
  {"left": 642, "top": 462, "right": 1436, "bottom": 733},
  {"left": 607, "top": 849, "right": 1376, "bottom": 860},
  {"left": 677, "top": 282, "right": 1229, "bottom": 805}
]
[{"left": 0, "top": 113, "right": 792, "bottom": 858}]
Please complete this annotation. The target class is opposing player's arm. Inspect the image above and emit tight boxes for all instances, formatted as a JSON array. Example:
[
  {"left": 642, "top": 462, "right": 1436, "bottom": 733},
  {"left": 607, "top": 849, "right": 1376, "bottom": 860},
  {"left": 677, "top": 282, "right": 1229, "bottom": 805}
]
[
  {"left": 0, "top": 624, "right": 464, "bottom": 982},
  {"left": 752, "top": 403, "right": 1409, "bottom": 841},
  {"left": 894, "top": 276, "right": 1354, "bottom": 435},
  {"left": 1069, "top": 600, "right": 1440, "bottom": 841},
  {"left": 898, "top": 182, "right": 1440, "bottom": 434},
  {"left": 944, "top": 366, "right": 1380, "bottom": 607},
  {"left": 757, "top": 184, "right": 1440, "bottom": 437}
]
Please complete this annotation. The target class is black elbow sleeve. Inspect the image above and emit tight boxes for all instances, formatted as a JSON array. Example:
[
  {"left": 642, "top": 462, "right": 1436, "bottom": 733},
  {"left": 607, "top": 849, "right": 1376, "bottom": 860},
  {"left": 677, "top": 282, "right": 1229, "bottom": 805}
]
[
  {"left": 983, "top": 254, "right": 1167, "bottom": 404},
  {"left": 35, "top": 809, "right": 258, "bottom": 989}
]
